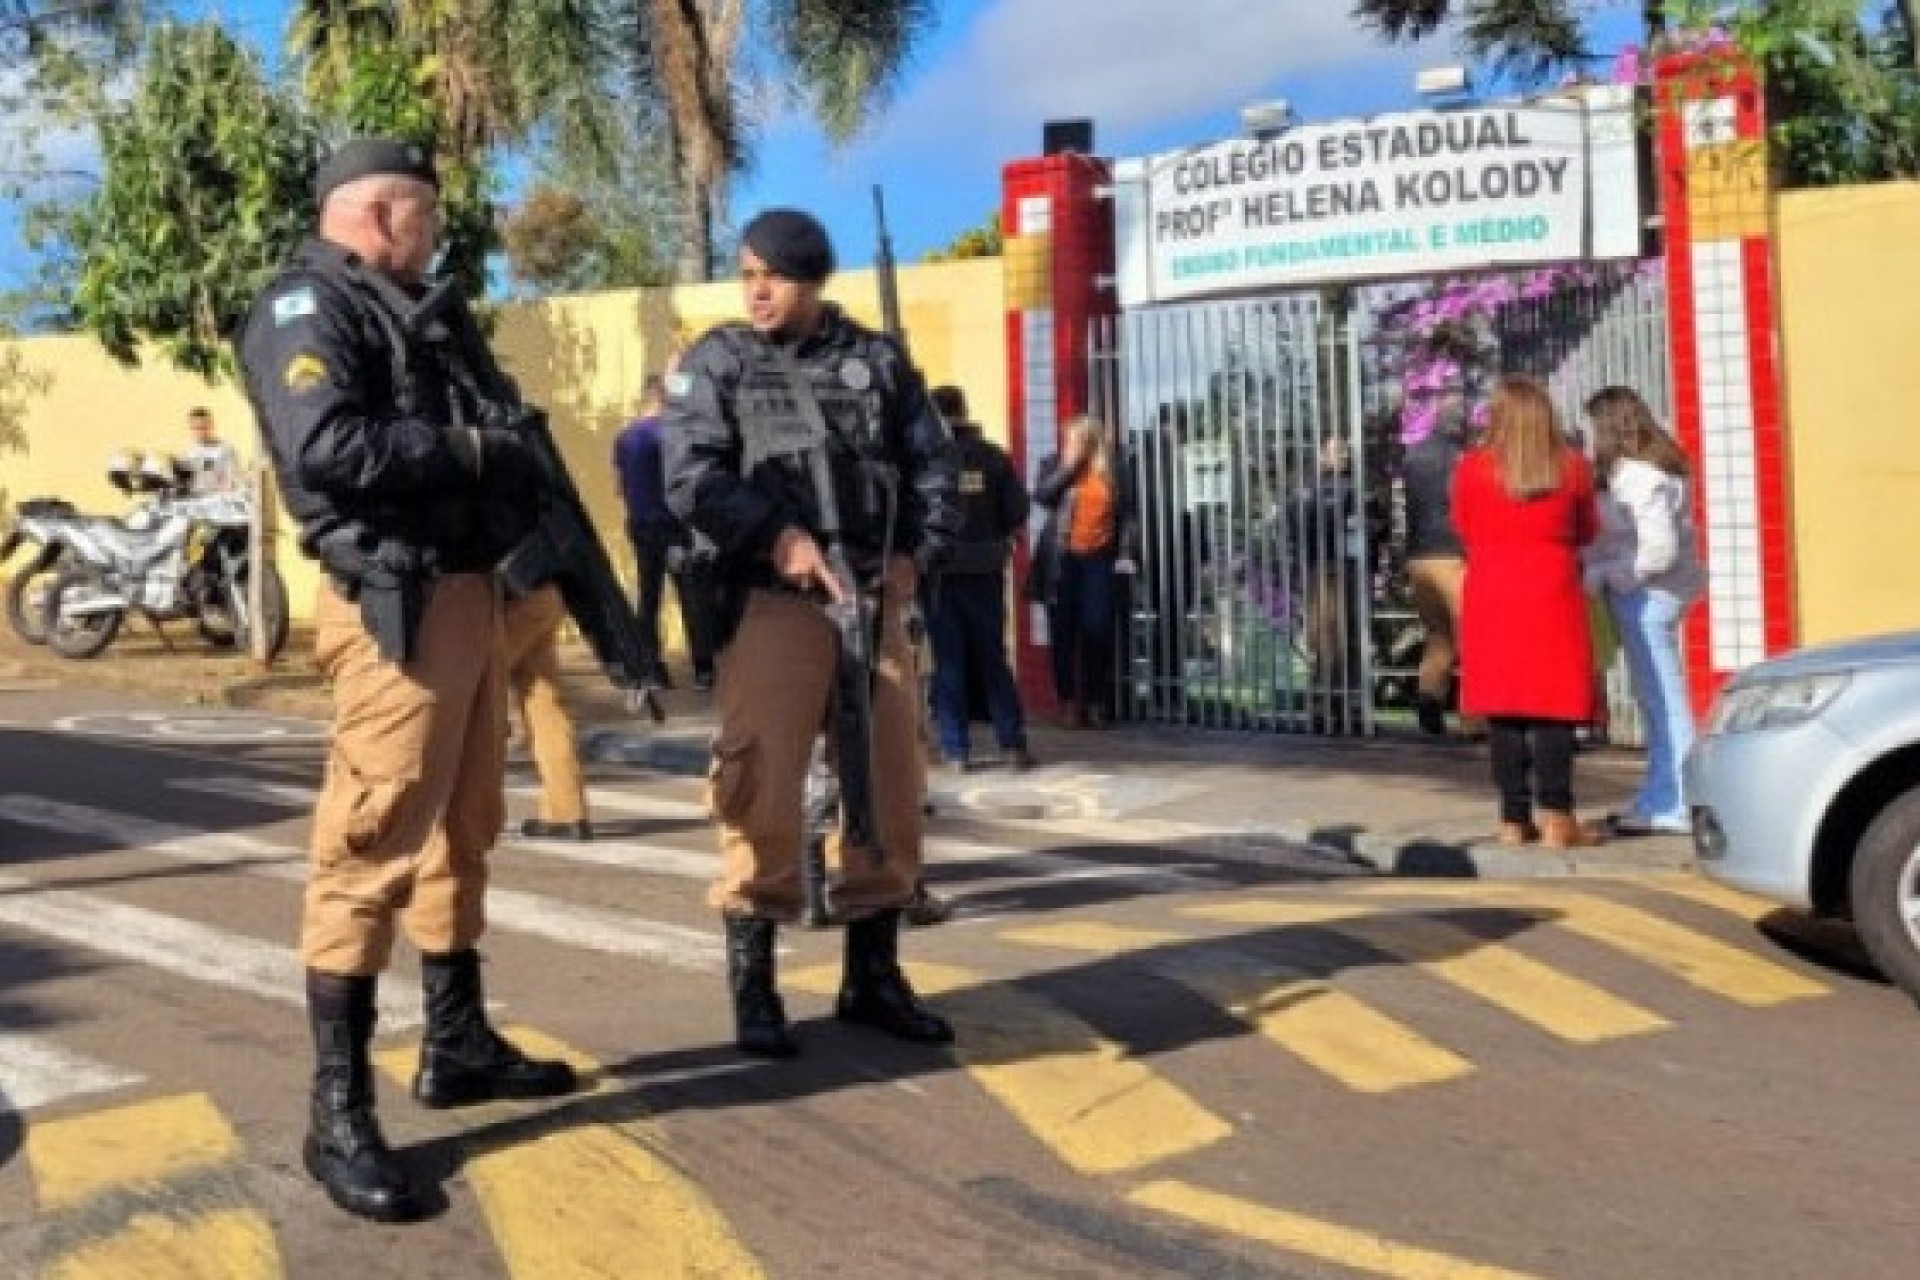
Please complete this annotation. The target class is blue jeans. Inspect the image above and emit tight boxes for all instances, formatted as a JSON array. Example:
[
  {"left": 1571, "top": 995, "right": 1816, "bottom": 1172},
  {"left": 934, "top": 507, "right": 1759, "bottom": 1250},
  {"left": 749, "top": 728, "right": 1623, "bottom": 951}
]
[
  {"left": 927, "top": 573, "right": 1026, "bottom": 761},
  {"left": 1609, "top": 586, "right": 1697, "bottom": 826},
  {"left": 1049, "top": 551, "right": 1118, "bottom": 707}
]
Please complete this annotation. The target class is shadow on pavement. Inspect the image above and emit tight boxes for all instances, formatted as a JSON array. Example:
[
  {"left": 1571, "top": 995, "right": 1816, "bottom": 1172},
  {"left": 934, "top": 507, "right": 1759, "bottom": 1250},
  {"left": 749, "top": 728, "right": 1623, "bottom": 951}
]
[{"left": 394, "top": 904, "right": 1554, "bottom": 1247}]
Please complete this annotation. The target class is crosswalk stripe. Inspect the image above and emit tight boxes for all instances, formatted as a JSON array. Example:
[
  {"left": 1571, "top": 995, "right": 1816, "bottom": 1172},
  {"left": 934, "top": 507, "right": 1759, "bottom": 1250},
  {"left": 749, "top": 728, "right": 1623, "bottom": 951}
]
[
  {"left": 1158, "top": 956, "right": 1474, "bottom": 1094},
  {"left": 0, "top": 869, "right": 418, "bottom": 1028},
  {"left": 999, "top": 919, "right": 1474, "bottom": 1090},
  {"left": 787, "top": 961, "right": 1232, "bottom": 1175},
  {"left": 170, "top": 775, "right": 1222, "bottom": 894},
  {"left": 1185, "top": 902, "right": 1670, "bottom": 1044},
  {"left": 30, "top": 1093, "right": 242, "bottom": 1210},
  {"left": 1344, "top": 882, "right": 1829, "bottom": 1006},
  {"left": 172, "top": 774, "right": 711, "bottom": 823},
  {"left": 1633, "top": 874, "right": 1786, "bottom": 921},
  {"left": 376, "top": 1028, "right": 766, "bottom": 1279},
  {"left": 0, "top": 795, "right": 723, "bottom": 973},
  {"left": 1131, "top": 1179, "right": 1542, "bottom": 1280},
  {"left": 28, "top": 1094, "right": 282, "bottom": 1280},
  {"left": 998, "top": 921, "right": 1185, "bottom": 953},
  {"left": 0, "top": 1034, "right": 142, "bottom": 1113}
]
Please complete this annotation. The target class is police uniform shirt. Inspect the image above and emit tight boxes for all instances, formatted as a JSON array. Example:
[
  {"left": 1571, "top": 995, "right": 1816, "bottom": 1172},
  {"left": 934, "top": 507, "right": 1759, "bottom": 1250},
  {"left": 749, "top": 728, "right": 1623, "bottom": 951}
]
[
  {"left": 661, "top": 305, "right": 963, "bottom": 581},
  {"left": 236, "top": 237, "right": 500, "bottom": 567}
]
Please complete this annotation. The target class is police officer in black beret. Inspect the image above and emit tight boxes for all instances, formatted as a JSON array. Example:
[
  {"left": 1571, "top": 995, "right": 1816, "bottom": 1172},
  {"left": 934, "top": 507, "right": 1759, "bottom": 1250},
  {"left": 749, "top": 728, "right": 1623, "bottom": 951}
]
[
  {"left": 665, "top": 208, "right": 963, "bottom": 1057},
  {"left": 238, "top": 138, "right": 575, "bottom": 1223}
]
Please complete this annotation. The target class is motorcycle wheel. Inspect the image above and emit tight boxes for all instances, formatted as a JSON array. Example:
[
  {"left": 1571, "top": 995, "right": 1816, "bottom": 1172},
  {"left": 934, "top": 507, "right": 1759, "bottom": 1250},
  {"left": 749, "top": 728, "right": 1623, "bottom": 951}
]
[
  {"left": 219, "top": 561, "right": 290, "bottom": 662},
  {"left": 45, "top": 566, "right": 123, "bottom": 659},
  {"left": 5, "top": 546, "right": 64, "bottom": 645}
]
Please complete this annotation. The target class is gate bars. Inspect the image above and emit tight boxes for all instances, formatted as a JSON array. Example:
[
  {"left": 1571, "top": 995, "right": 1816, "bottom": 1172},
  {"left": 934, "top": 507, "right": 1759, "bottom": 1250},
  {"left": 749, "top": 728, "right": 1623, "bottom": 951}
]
[{"left": 1088, "top": 270, "right": 1671, "bottom": 739}]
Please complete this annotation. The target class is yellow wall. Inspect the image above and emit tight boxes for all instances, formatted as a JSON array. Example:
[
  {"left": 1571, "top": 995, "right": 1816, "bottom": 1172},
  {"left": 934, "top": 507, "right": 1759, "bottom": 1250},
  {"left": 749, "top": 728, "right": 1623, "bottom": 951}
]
[
  {"left": 1776, "top": 183, "right": 1920, "bottom": 644},
  {"left": 0, "top": 258, "right": 1010, "bottom": 639}
]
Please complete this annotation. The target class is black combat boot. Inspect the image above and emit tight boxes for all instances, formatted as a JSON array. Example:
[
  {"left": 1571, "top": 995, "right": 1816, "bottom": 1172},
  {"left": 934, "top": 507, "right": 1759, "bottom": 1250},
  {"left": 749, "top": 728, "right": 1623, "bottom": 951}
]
[
  {"left": 412, "top": 950, "right": 577, "bottom": 1108},
  {"left": 836, "top": 910, "right": 955, "bottom": 1044},
  {"left": 725, "top": 915, "right": 797, "bottom": 1058},
  {"left": 304, "top": 971, "right": 421, "bottom": 1223}
]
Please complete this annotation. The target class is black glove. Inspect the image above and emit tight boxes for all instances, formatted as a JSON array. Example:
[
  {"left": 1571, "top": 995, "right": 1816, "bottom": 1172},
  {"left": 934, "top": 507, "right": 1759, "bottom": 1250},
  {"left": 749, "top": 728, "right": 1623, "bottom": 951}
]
[{"left": 445, "top": 425, "right": 536, "bottom": 490}]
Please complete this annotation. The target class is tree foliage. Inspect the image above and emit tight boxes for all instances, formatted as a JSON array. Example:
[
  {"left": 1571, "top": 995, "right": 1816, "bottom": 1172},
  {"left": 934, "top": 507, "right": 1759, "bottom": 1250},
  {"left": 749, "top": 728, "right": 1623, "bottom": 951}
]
[
  {"left": 1352, "top": 0, "right": 1622, "bottom": 82},
  {"left": 922, "top": 211, "right": 1002, "bottom": 262},
  {"left": 1666, "top": 1, "right": 1920, "bottom": 186},
  {"left": 626, "top": 0, "right": 939, "bottom": 281},
  {"left": 65, "top": 21, "right": 317, "bottom": 378}
]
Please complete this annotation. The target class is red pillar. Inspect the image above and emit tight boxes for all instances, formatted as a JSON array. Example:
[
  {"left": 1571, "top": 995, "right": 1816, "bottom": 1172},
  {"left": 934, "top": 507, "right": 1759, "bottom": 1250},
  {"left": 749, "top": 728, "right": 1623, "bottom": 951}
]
[
  {"left": 1653, "top": 51, "right": 1797, "bottom": 716},
  {"left": 1000, "top": 153, "right": 1117, "bottom": 712}
]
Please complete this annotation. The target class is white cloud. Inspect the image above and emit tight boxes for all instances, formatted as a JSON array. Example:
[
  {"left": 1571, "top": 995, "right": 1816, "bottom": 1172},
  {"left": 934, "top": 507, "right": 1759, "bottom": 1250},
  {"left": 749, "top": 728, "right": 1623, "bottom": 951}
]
[{"left": 877, "top": 0, "right": 1427, "bottom": 148}]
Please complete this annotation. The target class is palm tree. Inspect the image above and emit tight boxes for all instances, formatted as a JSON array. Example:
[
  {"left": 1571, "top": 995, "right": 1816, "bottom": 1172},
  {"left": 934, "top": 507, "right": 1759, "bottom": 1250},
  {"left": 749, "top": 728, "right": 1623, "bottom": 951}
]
[
  {"left": 631, "top": 0, "right": 937, "bottom": 281},
  {"left": 1352, "top": 0, "right": 1670, "bottom": 82}
]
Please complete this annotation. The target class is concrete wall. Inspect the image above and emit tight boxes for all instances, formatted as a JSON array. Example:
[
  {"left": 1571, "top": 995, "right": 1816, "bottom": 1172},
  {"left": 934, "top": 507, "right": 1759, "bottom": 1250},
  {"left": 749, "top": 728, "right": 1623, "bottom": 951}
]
[
  {"left": 1776, "top": 183, "right": 1920, "bottom": 645},
  {"left": 0, "top": 257, "right": 1010, "bottom": 641}
]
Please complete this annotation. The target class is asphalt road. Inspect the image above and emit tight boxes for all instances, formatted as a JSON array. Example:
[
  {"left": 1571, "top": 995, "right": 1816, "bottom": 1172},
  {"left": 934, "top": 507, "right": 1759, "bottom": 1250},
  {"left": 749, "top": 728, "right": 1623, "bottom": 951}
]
[{"left": 1, "top": 684, "right": 1916, "bottom": 1280}]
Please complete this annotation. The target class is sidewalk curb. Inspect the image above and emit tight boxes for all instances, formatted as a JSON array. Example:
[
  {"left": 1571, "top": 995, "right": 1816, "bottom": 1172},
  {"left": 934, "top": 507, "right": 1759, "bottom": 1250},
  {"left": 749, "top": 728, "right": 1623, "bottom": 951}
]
[
  {"left": 1268, "top": 821, "right": 1697, "bottom": 880},
  {"left": 576, "top": 728, "right": 1698, "bottom": 882}
]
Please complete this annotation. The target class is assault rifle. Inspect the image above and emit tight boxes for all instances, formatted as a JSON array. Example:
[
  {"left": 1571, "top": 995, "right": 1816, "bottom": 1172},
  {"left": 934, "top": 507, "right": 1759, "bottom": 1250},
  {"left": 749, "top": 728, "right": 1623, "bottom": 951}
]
[
  {"left": 409, "top": 278, "right": 665, "bottom": 723},
  {"left": 787, "top": 189, "right": 914, "bottom": 929}
]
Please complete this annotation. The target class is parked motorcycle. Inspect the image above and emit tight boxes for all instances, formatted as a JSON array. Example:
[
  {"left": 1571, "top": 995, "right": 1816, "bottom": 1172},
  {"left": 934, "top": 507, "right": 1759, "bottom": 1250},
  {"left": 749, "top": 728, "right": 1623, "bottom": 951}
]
[
  {"left": 41, "top": 454, "right": 290, "bottom": 662},
  {"left": 2, "top": 497, "right": 82, "bottom": 644}
]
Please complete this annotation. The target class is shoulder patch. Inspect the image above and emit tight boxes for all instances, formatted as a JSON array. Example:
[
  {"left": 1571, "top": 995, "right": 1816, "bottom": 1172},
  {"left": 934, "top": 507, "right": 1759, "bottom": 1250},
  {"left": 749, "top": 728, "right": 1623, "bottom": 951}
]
[
  {"left": 272, "top": 288, "right": 317, "bottom": 326},
  {"left": 664, "top": 372, "right": 694, "bottom": 400},
  {"left": 283, "top": 352, "right": 329, "bottom": 393}
]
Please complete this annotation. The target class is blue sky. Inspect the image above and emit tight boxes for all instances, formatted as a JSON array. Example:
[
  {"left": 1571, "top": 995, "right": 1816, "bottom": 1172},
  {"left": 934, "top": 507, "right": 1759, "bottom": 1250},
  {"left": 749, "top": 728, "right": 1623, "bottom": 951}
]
[{"left": 0, "top": 0, "right": 1646, "bottom": 289}]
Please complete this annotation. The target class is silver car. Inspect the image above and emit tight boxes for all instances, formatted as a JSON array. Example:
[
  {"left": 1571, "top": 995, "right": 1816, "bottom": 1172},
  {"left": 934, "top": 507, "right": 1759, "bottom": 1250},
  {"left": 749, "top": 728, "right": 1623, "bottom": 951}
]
[{"left": 1687, "top": 631, "right": 1920, "bottom": 1005}]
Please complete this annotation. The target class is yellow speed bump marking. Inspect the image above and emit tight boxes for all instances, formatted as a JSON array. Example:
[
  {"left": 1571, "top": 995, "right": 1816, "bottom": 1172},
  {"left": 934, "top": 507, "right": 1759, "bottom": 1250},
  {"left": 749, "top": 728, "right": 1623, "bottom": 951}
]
[
  {"left": 1634, "top": 874, "right": 1786, "bottom": 921},
  {"left": 787, "top": 961, "right": 1231, "bottom": 1175},
  {"left": 28, "top": 1093, "right": 243, "bottom": 1212},
  {"left": 1185, "top": 901, "right": 1669, "bottom": 1044},
  {"left": 997, "top": 922, "right": 1185, "bottom": 953},
  {"left": 1005, "top": 914, "right": 1474, "bottom": 1091},
  {"left": 28, "top": 1093, "right": 282, "bottom": 1280},
  {"left": 377, "top": 1026, "right": 766, "bottom": 1280},
  {"left": 1344, "top": 883, "right": 1828, "bottom": 1005},
  {"left": 46, "top": 1212, "right": 281, "bottom": 1280},
  {"left": 1132, "top": 1180, "right": 1543, "bottom": 1280},
  {"left": 1159, "top": 955, "right": 1473, "bottom": 1094}
]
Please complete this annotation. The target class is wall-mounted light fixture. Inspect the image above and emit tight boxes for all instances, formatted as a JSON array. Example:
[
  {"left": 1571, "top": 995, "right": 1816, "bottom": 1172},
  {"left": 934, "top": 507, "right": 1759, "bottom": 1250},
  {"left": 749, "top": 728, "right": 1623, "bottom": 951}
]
[
  {"left": 1414, "top": 65, "right": 1475, "bottom": 102},
  {"left": 1239, "top": 99, "right": 1295, "bottom": 140}
]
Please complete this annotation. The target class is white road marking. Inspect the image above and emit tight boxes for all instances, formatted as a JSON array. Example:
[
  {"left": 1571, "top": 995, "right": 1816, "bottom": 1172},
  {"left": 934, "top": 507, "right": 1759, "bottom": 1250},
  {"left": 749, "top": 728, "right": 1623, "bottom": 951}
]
[
  {"left": 0, "top": 1034, "right": 142, "bottom": 1113},
  {"left": 0, "top": 795, "right": 723, "bottom": 973},
  {"left": 0, "top": 867, "right": 418, "bottom": 1028}
]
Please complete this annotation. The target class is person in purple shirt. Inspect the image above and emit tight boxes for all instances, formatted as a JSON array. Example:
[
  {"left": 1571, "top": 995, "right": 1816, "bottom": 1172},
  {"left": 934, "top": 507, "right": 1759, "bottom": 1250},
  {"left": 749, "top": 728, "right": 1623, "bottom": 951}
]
[{"left": 614, "top": 374, "right": 717, "bottom": 688}]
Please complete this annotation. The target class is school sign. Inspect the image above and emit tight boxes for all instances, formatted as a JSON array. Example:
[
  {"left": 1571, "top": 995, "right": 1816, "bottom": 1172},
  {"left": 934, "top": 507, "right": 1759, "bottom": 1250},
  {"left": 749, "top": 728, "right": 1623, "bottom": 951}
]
[{"left": 1112, "top": 86, "right": 1642, "bottom": 306}]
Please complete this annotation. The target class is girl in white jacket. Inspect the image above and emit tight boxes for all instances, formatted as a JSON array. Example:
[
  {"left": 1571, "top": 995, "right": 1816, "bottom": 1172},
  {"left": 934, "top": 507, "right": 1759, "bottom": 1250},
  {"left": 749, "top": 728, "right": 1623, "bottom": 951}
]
[{"left": 1583, "top": 387, "right": 1706, "bottom": 835}]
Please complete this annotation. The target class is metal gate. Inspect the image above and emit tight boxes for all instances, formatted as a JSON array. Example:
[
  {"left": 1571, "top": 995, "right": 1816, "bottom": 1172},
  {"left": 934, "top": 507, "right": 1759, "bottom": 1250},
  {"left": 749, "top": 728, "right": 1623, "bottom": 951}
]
[{"left": 1088, "top": 270, "right": 1671, "bottom": 738}]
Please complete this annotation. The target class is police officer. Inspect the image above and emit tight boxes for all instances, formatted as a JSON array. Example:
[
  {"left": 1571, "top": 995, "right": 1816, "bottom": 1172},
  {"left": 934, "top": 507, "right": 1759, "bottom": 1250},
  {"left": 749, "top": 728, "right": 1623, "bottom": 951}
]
[
  {"left": 504, "top": 580, "right": 592, "bottom": 840},
  {"left": 664, "top": 208, "right": 962, "bottom": 1058},
  {"left": 924, "top": 384, "right": 1033, "bottom": 772},
  {"left": 238, "top": 139, "right": 575, "bottom": 1224}
]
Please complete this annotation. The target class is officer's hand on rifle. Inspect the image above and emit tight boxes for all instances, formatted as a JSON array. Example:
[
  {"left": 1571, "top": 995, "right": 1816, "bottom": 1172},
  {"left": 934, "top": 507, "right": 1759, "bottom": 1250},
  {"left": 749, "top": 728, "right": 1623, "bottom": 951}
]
[
  {"left": 447, "top": 424, "right": 536, "bottom": 492},
  {"left": 772, "top": 526, "right": 848, "bottom": 604},
  {"left": 884, "top": 554, "right": 918, "bottom": 600}
]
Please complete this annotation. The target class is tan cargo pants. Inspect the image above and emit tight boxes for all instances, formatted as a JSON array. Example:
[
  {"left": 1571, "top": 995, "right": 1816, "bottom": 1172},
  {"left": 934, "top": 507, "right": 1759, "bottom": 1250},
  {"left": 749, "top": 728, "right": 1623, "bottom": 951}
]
[
  {"left": 707, "top": 585, "right": 922, "bottom": 920},
  {"left": 303, "top": 572, "right": 506, "bottom": 975},
  {"left": 502, "top": 583, "right": 586, "bottom": 824},
  {"left": 1408, "top": 555, "right": 1466, "bottom": 703}
]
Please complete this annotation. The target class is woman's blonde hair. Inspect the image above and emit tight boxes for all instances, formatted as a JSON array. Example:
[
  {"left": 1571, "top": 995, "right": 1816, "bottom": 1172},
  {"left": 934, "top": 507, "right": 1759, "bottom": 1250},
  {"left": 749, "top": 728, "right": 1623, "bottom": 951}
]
[
  {"left": 1585, "top": 385, "right": 1689, "bottom": 483},
  {"left": 1483, "top": 375, "right": 1571, "bottom": 500},
  {"left": 1064, "top": 415, "right": 1113, "bottom": 474}
]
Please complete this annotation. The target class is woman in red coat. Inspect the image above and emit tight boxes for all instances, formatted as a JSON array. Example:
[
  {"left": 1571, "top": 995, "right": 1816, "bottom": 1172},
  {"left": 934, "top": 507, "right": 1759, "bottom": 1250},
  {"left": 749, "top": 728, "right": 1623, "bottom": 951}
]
[{"left": 1454, "top": 376, "right": 1603, "bottom": 848}]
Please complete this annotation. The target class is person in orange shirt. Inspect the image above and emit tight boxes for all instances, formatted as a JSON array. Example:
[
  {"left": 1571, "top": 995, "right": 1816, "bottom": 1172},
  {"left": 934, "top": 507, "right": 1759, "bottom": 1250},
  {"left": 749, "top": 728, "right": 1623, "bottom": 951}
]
[{"left": 1028, "top": 416, "right": 1137, "bottom": 728}]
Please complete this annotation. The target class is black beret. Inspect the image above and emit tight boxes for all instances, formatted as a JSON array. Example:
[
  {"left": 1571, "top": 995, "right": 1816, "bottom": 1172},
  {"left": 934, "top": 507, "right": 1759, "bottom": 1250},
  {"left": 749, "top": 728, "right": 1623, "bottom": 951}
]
[
  {"left": 741, "top": 209, "right": 834, "bottom": 284},
  {"left": 314, "top": 138, "right": 439, "bottom": 208}
]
